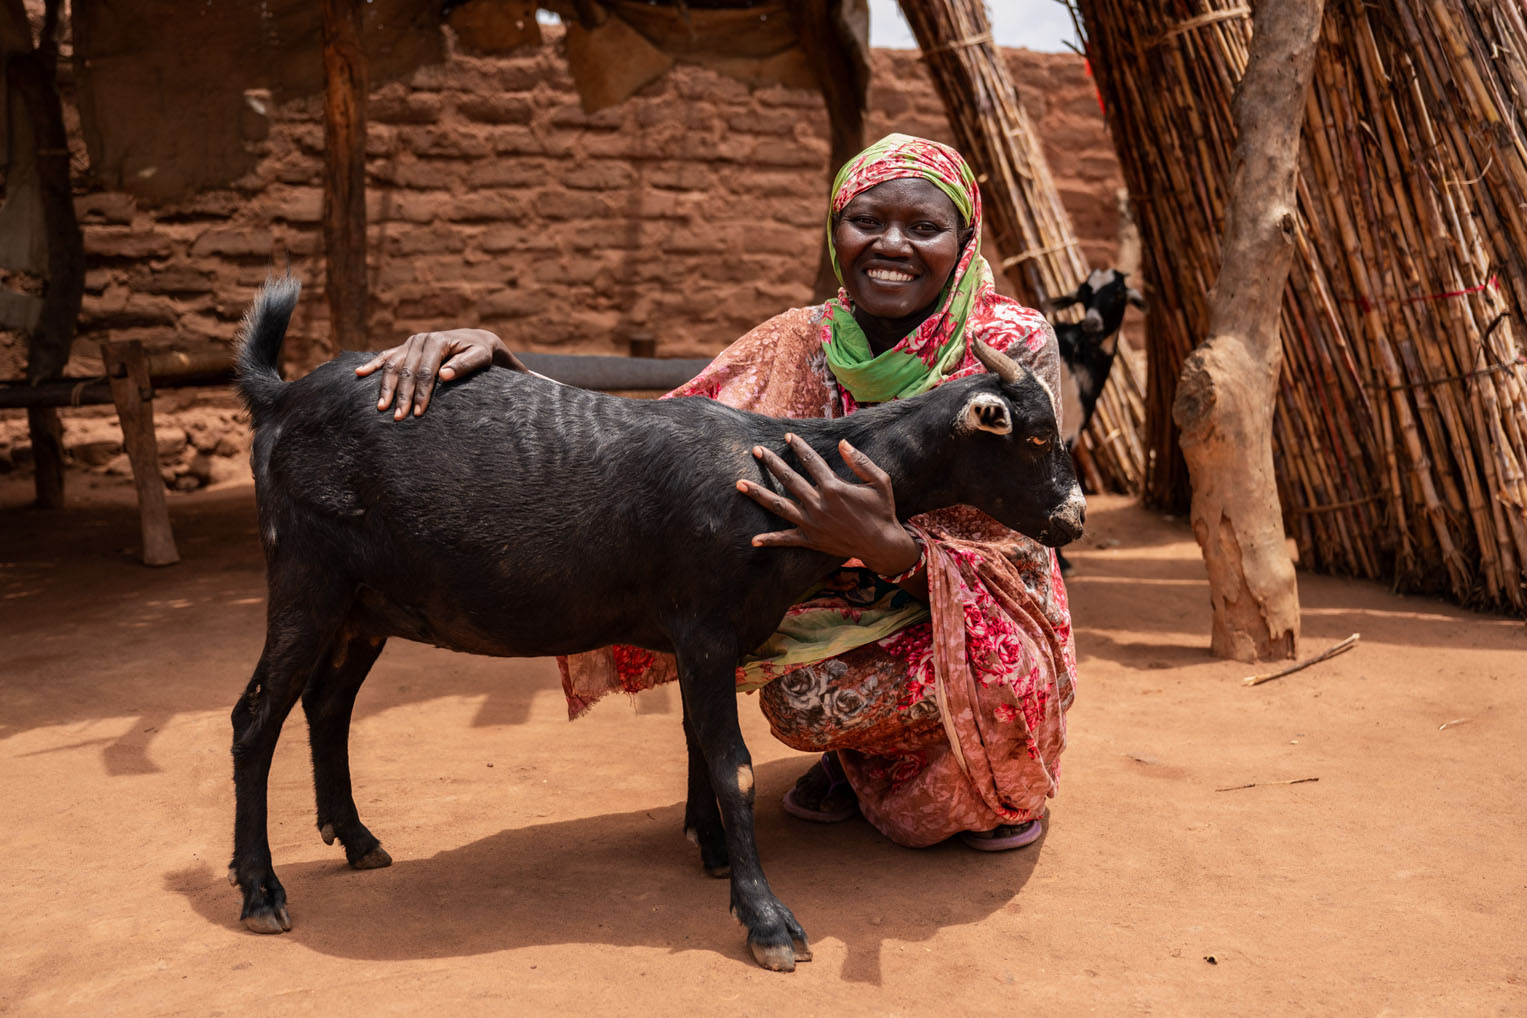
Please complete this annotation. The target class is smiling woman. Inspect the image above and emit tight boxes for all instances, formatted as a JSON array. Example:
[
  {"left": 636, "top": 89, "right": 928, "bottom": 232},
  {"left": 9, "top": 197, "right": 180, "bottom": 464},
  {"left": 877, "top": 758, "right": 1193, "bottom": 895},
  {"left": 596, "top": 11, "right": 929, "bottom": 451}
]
[{"left": 359, "top": 134, "right": 1080, "bottom": 854}]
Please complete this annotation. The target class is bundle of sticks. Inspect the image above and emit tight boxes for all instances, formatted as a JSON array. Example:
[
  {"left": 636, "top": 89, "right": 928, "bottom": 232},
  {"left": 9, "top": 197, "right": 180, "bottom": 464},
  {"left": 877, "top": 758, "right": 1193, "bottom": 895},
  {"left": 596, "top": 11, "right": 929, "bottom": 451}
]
[
  {"left": 1074, "top": 0, "right": 1527, "bottom": 614},
  {"left": 898, "top": 0, "right": 1147, "bottom": 495}
]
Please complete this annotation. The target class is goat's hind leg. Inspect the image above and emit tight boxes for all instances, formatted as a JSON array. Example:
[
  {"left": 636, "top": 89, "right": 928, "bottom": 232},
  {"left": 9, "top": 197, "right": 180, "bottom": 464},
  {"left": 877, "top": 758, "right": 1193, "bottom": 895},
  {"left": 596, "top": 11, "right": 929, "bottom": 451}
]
[
  {"left": 676, "top": 638, "right": 810, "bottom": 972},
  {"left": 681, "top": 696, "right": 729, "bottom": 878},
  {"left": 303, "top": 628, "right": 391, "bottom": 870},
  {"left": 230, "top": 601, "right": 335, "bottom": 934}
]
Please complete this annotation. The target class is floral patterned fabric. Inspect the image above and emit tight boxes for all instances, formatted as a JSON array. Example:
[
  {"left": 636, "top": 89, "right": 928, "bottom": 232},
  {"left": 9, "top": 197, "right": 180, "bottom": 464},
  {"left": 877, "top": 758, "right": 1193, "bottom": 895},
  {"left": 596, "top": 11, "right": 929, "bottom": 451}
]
[{"left": 558, "top": 296, "right": 1078, "bottom": 847}]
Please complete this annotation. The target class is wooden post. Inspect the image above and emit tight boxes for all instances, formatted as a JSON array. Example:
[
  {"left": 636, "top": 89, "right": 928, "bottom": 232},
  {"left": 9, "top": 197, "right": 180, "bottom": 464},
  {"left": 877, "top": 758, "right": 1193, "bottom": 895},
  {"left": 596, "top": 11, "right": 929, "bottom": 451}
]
[
  {"left": 321, "top": 0, "right": 369, "bottom": 358},
  {"left": 1171, "top": 0, "right": 1325, "bottom": 661},
  {"left": 785, "top": 1, "right": 869, "bottom": 302},
  {"left": 25, "top": 406, "right": 64, "bottom": 507},
  {"left": 101, "top": 341, "right": 179, "bottom": 567},
  {"left": 5, "top": 0, "right": 84, "bottom": 508}
]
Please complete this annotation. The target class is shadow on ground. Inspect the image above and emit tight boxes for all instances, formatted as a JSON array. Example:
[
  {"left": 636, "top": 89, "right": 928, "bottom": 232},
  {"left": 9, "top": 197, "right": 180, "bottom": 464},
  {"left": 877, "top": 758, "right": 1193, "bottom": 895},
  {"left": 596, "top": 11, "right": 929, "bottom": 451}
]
[{"left": 167, "top": 759, "right": 1043, "bottom": 984}]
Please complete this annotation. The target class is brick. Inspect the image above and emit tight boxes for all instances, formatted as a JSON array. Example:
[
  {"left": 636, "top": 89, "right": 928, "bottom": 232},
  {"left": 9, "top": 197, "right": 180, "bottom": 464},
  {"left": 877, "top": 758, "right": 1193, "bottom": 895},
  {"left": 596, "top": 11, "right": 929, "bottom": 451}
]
[
  {"left": 478, "top": 225, "right": 558, "bottom": 254},
  {"left": 645, "top": 161, "right": 716, "bottom": 192},
  {"left": 480, "top": 285, "right": 538, "bottom": 320},
  {"left": 456, "top": 94, "right": 536, "bottom": 125},
  {"left": 125, "top": 264, "right": 217, "bottom": 296},
  {"left": 266, "top": 186, "right": 324, "bottom": 224},
  {"left": 445, "top": 190, "right": 531, "bottom": 223},
  {"left": 562, "top": 161, "right": 637, "bottom": 191},
  {"left": 75, "top": 192, "right": 137, "bottom": 225},
  {"left": 753, "top": 84, "right": 821, "bottom": 109},
  {"left": 397, "top": 126, "right": 494, "bottom": 159},
  {"left": 464, "top": 158, "right": 547, "bottom": 189},
  {"left": 531, "top": 188, "right": 611, "bottom": 221},
  {"left": 491, "top": 126, "right": 566, "bottom": 157},
  {"left": 392, "top": 287, "right": 477, "bottom": 323},
  {"left": 370, "top": 88, "right": 444, "bottom": 126},
  {"left": 386, "top": 226, "right": 468, "bottom": 257},
  {"left": 86, "top": 227, "right": 175, "bottom": 261},
  {"left": 190, "top": 227, "right": 279, "bottom": 259}
]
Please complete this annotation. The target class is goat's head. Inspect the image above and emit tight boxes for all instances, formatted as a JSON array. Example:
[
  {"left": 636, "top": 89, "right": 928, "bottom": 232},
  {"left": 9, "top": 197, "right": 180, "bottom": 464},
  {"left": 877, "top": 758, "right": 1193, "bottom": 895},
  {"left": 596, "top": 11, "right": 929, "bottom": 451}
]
[
  {"left": 937, "top": 339, "right": 1085, "bottom": 547},
  {"left": 1044, "top": 268, "right": 1147, "bottom": 349}
]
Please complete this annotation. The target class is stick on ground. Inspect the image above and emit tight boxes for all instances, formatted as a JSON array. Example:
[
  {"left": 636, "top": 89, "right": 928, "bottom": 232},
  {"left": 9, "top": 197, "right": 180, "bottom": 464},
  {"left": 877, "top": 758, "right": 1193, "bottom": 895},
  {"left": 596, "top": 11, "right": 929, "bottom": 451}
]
[{"left": 1243, "top": 633, "right": 1359, "bottom": 686}]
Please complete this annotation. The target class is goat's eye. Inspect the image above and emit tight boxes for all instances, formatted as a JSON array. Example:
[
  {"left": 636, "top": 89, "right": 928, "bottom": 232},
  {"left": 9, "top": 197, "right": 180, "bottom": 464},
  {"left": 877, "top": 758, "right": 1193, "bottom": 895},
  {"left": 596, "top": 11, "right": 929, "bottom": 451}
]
[{"left": 1027, "top": 436, "right": 1050, "bottom": 448}]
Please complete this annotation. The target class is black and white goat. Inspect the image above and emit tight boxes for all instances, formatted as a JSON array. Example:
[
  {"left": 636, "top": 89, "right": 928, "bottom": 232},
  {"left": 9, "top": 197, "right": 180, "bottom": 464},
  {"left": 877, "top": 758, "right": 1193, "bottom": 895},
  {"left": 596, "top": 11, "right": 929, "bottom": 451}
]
[
  {"left": 1044, "top": 268, "right": 1146, "bottom": 447},
  {"left": 227, "top": 278, "right": 1084, "bottom": 972}
]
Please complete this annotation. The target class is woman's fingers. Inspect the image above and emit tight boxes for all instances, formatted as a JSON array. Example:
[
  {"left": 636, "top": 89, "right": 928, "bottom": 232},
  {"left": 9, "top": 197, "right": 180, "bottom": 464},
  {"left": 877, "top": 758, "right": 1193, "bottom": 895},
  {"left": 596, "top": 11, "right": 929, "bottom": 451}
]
[
  {"left": 751, "top": 444, "right": 820, "bottom": 505},
  {"left": 354, "top": 352, "right": 388, "bottom": 377},
  {"left": 784, "top": 433, "right": 836, "bottom": 485},
  {"left": 840, "top": 439, "right": 894, "bottom": 494},
  {"left": 736, "top": 479, "right": 807, "bottom": 526},
  {"left": 749, "top": 528, "right": 812, "bottom": 548},
  {"left": 438, "top": 343, "right": 491, "bottom": 382}
]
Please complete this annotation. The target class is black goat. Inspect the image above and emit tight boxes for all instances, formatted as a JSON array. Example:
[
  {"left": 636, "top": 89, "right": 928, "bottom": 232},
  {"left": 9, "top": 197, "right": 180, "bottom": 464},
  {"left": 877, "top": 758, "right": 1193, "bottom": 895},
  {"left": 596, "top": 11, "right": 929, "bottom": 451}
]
[
  {"left": 1045, "top": 268, "right": 1146, "bottom": 446},
  {"left": 228, "top": 277, "right": 1084, "bottom": 972}
]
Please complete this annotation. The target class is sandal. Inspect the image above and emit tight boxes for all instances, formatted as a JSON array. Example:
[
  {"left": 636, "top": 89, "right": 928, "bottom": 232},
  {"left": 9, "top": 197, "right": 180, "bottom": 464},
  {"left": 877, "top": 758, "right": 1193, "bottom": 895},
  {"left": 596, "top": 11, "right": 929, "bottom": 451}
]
[
  {"left": 958, "top": 819, "right": 1044, "bottom": 852},
  {"left": 781, "top": 752, "right": 859, "bottom": 823}
]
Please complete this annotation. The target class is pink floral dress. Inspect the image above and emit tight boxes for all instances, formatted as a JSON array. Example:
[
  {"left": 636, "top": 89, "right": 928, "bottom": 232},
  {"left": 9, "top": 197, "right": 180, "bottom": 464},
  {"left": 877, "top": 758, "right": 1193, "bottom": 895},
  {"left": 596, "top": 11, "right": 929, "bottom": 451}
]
[{"left": 559, "top": 297, "right": 1078, "bottom": 847}]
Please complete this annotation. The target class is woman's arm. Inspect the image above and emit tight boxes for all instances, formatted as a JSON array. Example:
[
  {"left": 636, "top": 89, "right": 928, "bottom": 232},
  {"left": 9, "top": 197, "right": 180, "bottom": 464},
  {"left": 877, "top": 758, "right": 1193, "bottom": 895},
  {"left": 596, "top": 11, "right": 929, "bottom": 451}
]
[{"left": 355, "top": 328, "right": 529, "bottom": 419}]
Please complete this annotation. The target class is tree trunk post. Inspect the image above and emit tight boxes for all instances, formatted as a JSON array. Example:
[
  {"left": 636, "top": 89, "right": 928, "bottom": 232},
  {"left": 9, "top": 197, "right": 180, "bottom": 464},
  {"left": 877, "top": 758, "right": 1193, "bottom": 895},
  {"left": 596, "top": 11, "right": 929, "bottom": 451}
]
[
  {"left": 786, "top": 0, "right": 868, "bottom": 303},
  {"left": 321, "top": 0, "right": 369, "bottom": 360},
  {"left": 5, "top": 0, "right": 84, "bottom": 508},
  {"left": 1172, "top": 0, "right": 1325, "bottom": 662}
]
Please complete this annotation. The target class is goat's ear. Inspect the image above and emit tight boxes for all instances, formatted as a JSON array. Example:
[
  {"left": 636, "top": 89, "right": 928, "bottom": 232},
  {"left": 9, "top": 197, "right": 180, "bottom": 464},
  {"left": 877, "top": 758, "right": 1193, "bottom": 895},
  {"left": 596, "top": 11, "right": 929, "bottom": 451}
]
[
  {"left": 1126, "top": 287, "right": 1148, "bottom": 309},
  {"left": 1042, "top": 293, "right": 1080, "bottom": 313},
  {"left": 958, "top": 392, "right": 1013, "bottom": 436}
]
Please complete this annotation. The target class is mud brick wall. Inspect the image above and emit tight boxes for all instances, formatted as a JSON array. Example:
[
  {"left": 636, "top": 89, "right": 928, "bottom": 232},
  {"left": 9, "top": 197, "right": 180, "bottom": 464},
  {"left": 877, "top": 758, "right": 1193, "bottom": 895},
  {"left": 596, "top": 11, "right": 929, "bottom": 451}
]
[{"left": 1, "top": 33, "right": 1124, "bottom": 379}]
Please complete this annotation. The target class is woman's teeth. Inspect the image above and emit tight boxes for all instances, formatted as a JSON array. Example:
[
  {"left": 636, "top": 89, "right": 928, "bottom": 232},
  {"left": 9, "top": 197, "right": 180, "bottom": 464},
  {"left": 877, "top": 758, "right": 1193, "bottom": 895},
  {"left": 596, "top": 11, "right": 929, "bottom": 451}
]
[{"left": 866, "top": 268, "right": 917, "bottom": 282}]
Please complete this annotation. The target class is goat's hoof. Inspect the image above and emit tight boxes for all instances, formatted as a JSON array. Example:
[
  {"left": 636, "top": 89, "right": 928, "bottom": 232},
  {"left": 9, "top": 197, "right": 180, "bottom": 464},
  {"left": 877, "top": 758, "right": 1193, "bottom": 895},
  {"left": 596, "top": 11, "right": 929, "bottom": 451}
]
[
  {"left": 351, "top": 845, "right": 392, "bottom": 870},
  {"left": 704, "top": 862, "right": 731, "bottom": 879},
  {"left": 243, "top": 905, "right": 291, "bottom": 934},
  {"left": 792, "top": 936, "right": 813, "bottom": 963},
  {"left": 749, "top": 939, "right": 798, "bottom": 972},
  {"left": 319, "top": 823, "right": 336, "bottom": 845}
]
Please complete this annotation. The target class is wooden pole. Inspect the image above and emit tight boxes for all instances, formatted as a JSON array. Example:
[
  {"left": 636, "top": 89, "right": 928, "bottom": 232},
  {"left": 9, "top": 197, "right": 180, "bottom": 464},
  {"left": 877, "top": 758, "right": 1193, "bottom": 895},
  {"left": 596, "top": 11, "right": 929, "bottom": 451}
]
[
  {"left": 321, "top": 0, "right": 369, "bottom": 359},
  {"left": 4, "top": 0, "right": 84, "bottom": 508},
  {"left": 1172, "top": 0, "right": 1325, "bottom": 661},
  {"left": 101, "top": 341, "right": 179, "bottom": 566},
  {"left": 785, "top": 0, "right": 869, "bottom": 303},
  {"left": 896, "top": 0, "right": 1148, "bottom": 494}
]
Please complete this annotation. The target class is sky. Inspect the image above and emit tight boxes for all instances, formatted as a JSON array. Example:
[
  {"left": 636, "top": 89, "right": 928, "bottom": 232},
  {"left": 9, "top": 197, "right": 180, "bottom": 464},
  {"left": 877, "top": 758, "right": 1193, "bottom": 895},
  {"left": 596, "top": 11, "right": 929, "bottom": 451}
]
[{"left": 868, "top": 0, "right": 1081, "bottom": 53}]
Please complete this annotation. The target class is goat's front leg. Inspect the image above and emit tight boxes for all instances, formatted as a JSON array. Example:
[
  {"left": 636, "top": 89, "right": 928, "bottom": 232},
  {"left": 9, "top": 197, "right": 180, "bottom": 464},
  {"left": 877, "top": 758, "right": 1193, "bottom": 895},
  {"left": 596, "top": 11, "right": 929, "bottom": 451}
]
[{"left": 675, "top": 639, "right": 811, "bottom": 972}]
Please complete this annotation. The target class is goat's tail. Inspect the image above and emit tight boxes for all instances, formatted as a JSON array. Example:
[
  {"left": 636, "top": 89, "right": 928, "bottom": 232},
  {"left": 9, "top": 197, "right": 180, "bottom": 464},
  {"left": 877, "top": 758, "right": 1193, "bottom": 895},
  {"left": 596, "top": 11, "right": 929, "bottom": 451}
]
[{"left": 235, "top": 275, "right": 301, "bottom": 416}]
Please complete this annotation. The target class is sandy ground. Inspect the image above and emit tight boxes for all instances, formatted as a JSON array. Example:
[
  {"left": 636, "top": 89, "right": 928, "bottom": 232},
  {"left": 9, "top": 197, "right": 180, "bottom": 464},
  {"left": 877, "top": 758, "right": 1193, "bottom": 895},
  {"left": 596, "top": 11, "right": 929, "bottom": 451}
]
[{"left": 2, "top": 477, "right": 1524, "bottom": 1017}]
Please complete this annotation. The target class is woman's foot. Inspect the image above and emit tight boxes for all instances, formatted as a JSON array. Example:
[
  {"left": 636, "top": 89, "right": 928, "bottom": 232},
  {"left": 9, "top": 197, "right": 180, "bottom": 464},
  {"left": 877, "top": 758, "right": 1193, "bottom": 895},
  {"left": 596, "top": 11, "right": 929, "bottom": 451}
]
[
  {"left": 957, "top": 819, "right": 1043, "bottom": 852},
  {"left": 781, "top": 752, "right": 859, "bottom": 823}
]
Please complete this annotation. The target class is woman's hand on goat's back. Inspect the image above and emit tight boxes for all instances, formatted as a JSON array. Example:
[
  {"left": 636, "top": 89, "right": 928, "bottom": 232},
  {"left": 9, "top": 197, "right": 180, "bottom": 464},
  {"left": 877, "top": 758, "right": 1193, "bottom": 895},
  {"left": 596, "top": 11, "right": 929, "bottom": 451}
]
[{"left": 355, "top": 328, "right": 513, "bottom": 419}]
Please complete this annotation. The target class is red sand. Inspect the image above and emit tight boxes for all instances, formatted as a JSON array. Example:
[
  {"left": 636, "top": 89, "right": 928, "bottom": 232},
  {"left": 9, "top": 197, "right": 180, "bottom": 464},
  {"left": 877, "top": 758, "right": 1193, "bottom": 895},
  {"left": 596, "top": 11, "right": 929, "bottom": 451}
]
[{"left": 3, "top": 478, "right": 1523, "bottom": 1016}]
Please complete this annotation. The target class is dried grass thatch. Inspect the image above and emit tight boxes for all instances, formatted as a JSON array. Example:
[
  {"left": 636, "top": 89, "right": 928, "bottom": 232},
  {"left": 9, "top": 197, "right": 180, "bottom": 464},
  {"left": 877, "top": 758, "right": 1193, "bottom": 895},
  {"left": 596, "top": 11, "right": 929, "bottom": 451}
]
[
  {"left": 897, "top": 0, "right": 1147, "bottom": 495},
  {"left": 1073, "top": 0, "right": 1527, "bottom": 613}
]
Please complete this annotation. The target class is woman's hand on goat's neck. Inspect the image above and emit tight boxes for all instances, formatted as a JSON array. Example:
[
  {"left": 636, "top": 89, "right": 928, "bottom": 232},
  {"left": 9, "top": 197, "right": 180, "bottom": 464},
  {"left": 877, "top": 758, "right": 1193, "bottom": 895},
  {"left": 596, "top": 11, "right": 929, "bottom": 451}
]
[
  {"left": 736, "top": 434, "right": 924, "bottom": 586},
  {"left": 355, "top": 328, "right": 516, "bottom": 419}
]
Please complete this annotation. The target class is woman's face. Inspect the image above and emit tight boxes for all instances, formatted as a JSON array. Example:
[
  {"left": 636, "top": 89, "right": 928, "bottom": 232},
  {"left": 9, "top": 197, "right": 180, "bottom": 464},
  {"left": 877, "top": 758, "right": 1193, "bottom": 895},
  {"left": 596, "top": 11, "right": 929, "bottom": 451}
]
[{"left": 833, "top": 178, "right": 965, "bottom": 322}]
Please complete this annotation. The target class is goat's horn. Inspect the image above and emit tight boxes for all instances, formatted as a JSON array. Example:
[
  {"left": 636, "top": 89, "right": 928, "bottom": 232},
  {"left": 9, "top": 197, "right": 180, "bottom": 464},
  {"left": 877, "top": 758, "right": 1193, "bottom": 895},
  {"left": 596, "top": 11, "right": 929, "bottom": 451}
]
[{"left": 969, "top": 337, "right": 1021, "bottom": 383}]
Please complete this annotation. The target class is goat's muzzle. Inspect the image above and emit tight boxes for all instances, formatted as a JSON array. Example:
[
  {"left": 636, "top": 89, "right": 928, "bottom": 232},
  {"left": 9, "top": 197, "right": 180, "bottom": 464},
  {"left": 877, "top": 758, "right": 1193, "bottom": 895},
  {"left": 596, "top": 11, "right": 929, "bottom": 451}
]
[{"left": 1042, "top": 486, "right": 1087, "bottom": 547}]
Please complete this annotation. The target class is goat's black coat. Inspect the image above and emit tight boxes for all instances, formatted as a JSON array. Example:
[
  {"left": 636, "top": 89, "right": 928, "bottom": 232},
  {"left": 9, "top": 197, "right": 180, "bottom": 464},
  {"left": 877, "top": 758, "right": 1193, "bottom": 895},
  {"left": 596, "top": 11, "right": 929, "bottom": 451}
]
[{"left": 228, "top": 276, "right": 1083, "bottom": 970}]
